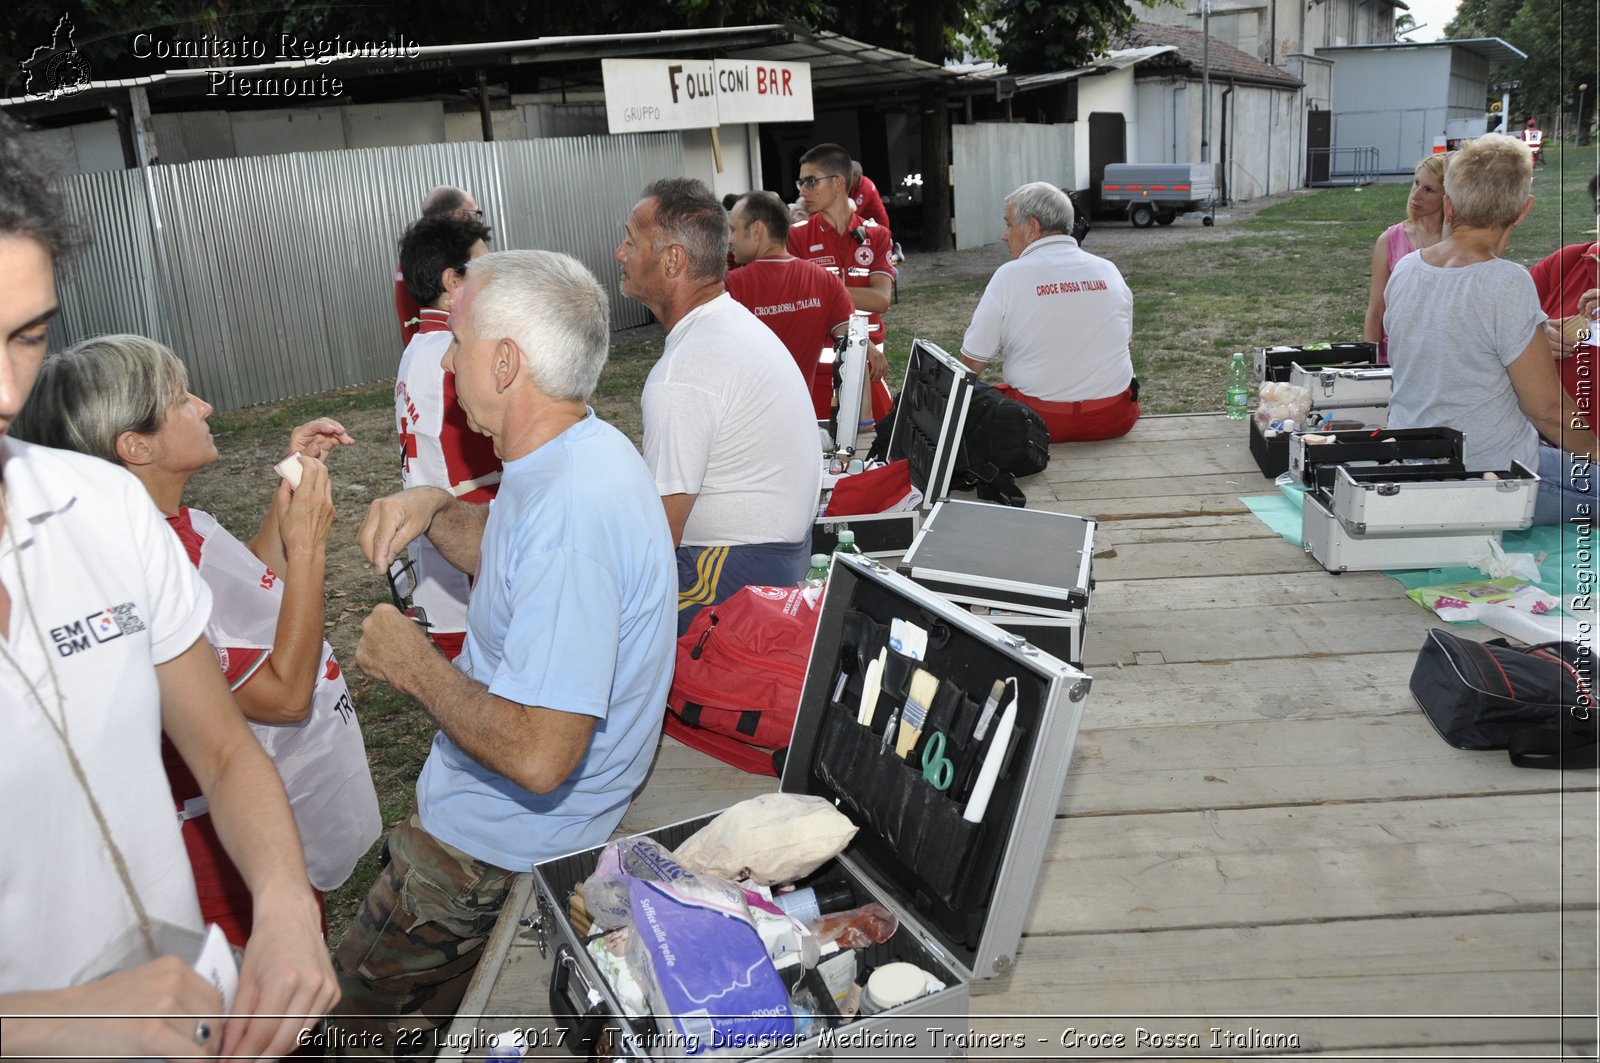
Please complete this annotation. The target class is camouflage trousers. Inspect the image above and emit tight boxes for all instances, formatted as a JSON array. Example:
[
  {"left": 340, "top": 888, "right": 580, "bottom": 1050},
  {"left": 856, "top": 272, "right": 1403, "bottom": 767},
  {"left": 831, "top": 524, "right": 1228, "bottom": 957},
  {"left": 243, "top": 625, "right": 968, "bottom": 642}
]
[{"left": 326, "top": 809, "right": 516, "bottom": 1061}]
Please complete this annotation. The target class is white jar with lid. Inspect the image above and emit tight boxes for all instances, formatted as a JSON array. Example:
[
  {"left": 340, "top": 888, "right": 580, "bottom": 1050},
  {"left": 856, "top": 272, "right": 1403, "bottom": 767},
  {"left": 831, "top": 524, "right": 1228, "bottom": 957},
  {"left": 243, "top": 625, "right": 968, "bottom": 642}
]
[{"left": 859, "top": 962, "right": 933, "bottom": 1015}]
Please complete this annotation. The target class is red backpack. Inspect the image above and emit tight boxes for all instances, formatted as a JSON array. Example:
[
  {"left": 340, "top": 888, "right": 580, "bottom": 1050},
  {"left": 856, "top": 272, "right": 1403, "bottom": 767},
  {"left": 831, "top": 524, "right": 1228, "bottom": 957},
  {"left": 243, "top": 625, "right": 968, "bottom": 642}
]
[{"left": 664, "top": 585, "right": 822, "bottom": 776}]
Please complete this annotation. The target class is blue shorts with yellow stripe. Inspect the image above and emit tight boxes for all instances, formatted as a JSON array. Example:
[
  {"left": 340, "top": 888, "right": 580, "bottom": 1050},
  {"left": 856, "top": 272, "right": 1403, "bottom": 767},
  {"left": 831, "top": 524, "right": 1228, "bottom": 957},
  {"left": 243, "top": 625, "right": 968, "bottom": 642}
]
[{"left": 675, "top": 540, "right": 811, "bottom": 636}]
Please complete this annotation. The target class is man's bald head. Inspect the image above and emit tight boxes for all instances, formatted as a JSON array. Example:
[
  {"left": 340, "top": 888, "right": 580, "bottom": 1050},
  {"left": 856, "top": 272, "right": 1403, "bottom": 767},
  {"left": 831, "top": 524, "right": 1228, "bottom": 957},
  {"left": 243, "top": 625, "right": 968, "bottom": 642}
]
[{"left": 421, "top": 185, "right": 479, "bottom": 219}]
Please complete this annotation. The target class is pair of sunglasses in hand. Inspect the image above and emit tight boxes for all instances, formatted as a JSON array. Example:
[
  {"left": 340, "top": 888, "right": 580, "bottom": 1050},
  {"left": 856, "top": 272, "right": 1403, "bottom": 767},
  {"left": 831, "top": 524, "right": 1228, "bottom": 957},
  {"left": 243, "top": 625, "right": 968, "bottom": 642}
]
[{"left": 386, "top": 556, "right": 433, "bottom": 630}]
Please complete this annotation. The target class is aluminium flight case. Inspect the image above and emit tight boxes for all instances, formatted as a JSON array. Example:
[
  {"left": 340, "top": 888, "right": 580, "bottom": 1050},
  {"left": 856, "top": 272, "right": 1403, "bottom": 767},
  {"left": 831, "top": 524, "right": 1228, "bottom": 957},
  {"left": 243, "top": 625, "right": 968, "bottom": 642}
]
[
  {"left": 1321, "top": 461, "right": 1539, "bottom": 536},
  {"left": 897, "top": 500, "right": 1094, "bottom": 669},
  {"left": 1302, "top": 461, "right": 1540, "bottom": 573},
  {"left": 1287, "top": 426, "right": 1464, "bottom": 487},
  {"left": 528, "top": 553, "right": 1090, "bottom": 1061},
  {"left": 1302, "top": 492, "right": 1501, "bottom": 572},
  {"left": 813, "top": 339, "right": 976, "bottom": 558},
  {"left": 1253, "top": 341, "right": 1379, "bottom": 383},
  {"left": 1287, "top": 362, "right": 1393, "bottom": 417}
]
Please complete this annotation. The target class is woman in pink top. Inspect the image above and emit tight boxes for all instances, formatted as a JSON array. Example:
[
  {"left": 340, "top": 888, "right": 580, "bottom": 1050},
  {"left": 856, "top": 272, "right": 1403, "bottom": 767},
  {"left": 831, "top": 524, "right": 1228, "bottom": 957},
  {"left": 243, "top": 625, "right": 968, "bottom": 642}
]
[{"left": 1363, "top": 152, "right": 1448, "bottom": 362}]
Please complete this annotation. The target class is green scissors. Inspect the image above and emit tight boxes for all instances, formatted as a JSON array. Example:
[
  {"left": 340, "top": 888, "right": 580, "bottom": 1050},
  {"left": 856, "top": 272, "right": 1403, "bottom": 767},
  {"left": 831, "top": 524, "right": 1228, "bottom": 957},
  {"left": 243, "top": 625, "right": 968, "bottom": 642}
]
[{"left": 920, "top": 731, "right": 955, "bottom": 791}]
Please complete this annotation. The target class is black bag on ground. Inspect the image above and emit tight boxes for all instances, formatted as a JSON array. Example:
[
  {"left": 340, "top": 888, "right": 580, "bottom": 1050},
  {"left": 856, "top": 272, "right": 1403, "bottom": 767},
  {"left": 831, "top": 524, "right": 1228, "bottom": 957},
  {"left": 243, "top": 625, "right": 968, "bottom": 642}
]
[
  {"left": 1409, "top": 628, "right": 1598, "bottom": 769},
  {"left": 951, "top": 384, "right": 1050, "bottom": 507}
]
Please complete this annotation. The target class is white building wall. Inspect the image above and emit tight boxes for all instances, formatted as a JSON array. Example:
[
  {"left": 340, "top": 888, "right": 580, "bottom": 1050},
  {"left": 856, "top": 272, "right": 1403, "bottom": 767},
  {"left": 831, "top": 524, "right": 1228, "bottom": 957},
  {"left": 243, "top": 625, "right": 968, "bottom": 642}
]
[
  {"left": 1133, "top": 77, "right": 1193, "bottom": 164},
  {"left": 341, "top": 102, "right": 445, "bottom": 148},
  {"left": 1219, "top": 84, "right": 1303, "bottom": 199},
  {"left": 952, "top": 122, "right": 1075, "bottom": 249},
  {"left": 1286, "top": 54, "right": 1334, "bottom": 111},
  {"left": 681, "top": 125, "right": 761, "bottom": 201},
  {"left": 1130, "top": 0, "right": 1396, "bottom": 62},
  {"left": 445, "top": 108, "right": 531, "bottom": 142},
  {"left": 1127, "top": 74, "right": 1302, "bottom": 199},
  {"left": 1073, "top": 67, "right": 1139, "bottom": 188},
  {"left": 229, "top": 107, "right": 349, "bottom": 155}
]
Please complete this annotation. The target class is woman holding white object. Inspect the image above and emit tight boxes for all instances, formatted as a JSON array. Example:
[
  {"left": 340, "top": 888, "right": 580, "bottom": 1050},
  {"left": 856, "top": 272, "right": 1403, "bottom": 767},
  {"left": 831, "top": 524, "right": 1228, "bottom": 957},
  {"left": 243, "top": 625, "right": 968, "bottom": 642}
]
[
  {"left": 13, "top": 335, "right": 380, "bottom": 947},
  {"left": 0, "top": 113, "right": 336, "bottom": 1062}
]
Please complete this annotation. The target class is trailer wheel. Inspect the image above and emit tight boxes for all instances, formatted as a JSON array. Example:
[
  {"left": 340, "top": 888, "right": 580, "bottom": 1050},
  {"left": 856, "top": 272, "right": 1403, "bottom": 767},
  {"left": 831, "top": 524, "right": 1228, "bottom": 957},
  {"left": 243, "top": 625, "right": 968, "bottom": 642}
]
[
  {"left": 1129, "top": 203, "right": 1156, "bottom": 229},
  {"left": 1202, "top": 215, "right": 1215, "bottom": 227},
  {"left": 1155, "top": 211, "right": 1176, "bottom": 226}
]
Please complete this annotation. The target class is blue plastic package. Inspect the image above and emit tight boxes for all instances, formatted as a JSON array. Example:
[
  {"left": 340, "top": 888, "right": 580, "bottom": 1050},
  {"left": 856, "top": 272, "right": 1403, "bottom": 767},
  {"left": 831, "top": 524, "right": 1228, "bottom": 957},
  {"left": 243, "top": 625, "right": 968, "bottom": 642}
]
[{"left": 627, "top": 877, "right": 796, "bottom": 1058}]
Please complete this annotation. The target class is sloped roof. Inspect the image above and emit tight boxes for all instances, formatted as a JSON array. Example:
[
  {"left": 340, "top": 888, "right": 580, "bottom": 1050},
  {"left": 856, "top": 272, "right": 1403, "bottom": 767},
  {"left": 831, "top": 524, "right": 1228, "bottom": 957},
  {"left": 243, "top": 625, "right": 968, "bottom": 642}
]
[{"left": 1113, "top": 22, "right": 1303, "bottom": 89}]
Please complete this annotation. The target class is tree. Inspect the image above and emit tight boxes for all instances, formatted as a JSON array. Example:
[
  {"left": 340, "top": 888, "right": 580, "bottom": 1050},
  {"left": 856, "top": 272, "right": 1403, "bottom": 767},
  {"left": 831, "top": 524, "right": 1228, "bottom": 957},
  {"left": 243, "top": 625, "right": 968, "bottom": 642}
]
[
  {"left": 986, "top": 0, "right": 1138, "bottom": 75},
  {"left": 1504, "top": 0, "right": 1597, "bottom": 129},
  {"left": 1447, "top": 0, "right": 1597, "bottom": 129}
]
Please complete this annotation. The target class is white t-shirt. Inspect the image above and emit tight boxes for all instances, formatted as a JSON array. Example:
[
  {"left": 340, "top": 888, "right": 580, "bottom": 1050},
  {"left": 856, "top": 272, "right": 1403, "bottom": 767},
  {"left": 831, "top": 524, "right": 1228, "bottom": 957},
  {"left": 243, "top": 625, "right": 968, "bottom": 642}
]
[
  {"left": 1385, "top": 253, "right": 1546, "bottom": 472},
  {"left": 0, "top": 439, "right": 211, "bottom": 992},
  {"left": 642, "top": 294, "right": 821, "bottom": 546},
  {"left": 961, "top": 235, "right": 1135, "bottom": 403}
]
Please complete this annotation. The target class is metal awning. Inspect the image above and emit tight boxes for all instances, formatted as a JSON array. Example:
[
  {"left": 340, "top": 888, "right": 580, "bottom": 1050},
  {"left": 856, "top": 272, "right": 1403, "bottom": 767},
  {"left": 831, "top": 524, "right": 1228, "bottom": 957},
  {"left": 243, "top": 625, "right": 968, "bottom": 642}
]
[
  {"left": 1, "top": 23, "right": 960, "bottom": 115},
  {"left": 1315, "top": 37, "right": 1527, "bottom": 64}
]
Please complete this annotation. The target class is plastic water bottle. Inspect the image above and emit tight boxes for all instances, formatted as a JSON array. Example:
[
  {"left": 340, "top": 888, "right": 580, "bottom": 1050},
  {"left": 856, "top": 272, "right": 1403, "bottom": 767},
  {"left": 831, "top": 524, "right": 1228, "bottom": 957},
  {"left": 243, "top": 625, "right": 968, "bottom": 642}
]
[
  {"left": 1225, "top": 352, "right": 1250, "bottom": 420},
  {"left": 834, "top": 530, "right": 863, "bottom": 556},
  {"left": 802, "top": 554, "right": 830, "bottom": 588}
]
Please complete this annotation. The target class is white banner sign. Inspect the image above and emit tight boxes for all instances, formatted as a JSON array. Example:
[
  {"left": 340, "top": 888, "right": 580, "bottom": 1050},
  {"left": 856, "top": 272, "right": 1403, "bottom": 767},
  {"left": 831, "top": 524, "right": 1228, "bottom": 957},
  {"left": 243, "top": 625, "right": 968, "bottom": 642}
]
[
  {"left": 602, "top": 58, "right": 812, "bottom": 134},
  {"left": 713, "top": 59, "right": 813, "bottom": 124}
]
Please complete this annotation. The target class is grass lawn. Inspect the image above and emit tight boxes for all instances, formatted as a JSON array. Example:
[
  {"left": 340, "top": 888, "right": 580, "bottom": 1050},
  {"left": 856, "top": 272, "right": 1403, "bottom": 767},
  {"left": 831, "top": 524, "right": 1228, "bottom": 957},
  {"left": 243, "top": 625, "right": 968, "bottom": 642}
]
[{"left": 182, "top": 144, "right": 1599, "bottom": 945}]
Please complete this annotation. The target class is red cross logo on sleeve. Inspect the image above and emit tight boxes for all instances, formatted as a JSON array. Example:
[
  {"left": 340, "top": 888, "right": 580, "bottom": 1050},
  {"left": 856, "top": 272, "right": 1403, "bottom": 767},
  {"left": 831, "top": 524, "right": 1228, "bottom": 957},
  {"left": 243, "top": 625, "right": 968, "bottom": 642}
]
[{"left": 399, "top": 416, "right": 417, "bottom": 472}]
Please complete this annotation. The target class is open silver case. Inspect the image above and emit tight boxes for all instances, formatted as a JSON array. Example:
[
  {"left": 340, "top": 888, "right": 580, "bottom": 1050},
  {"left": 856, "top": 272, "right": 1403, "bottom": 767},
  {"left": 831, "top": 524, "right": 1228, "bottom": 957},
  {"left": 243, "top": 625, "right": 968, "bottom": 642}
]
[
  {"left": 526, "top": 554, "right": 1090, "bottom": 1060},
  {"left": 813, "top": 340, "right": 975, "bottom": 558}
]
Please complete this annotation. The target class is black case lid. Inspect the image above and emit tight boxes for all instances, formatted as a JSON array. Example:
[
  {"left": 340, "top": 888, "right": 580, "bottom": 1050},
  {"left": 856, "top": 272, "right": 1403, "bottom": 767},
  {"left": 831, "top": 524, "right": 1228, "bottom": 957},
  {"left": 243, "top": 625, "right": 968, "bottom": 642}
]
[
  {"left": 782, "top": 555, "right": 1086, "bottom": 980},
  {"left": 1258, "top": 341, "right": 1378, "bottom": 381},
  {"left": 1293, "top": 426, "right": 1464, "bottom": 485},
  {"left": 885, "top": 339, "right": 975, "bottom": 503}
]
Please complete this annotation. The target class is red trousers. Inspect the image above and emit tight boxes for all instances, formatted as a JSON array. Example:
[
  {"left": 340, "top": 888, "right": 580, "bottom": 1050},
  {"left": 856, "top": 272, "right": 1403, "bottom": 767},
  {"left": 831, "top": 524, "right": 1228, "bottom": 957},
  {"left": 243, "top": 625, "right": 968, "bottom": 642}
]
[{"left": 996, "top": 383, "right": 1140, "bottom": 443}]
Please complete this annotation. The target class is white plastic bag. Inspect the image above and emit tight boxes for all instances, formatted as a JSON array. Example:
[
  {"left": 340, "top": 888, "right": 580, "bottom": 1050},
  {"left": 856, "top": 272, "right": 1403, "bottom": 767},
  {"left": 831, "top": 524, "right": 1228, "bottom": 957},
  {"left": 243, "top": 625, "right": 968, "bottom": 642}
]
[{"left": 673, "top": 793, "right": 858, "bottom": 886}]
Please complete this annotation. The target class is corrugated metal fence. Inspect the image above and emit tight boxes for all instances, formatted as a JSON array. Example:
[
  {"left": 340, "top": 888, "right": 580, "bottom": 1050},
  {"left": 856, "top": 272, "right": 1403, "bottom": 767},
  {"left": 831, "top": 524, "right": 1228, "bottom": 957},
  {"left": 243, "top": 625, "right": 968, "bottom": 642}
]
[
  {"left": 952, "top": 123, "right": 1075, "bottom": 251},
  {"left": 51, "top": 133, "right": 685, "bottom": 411}
]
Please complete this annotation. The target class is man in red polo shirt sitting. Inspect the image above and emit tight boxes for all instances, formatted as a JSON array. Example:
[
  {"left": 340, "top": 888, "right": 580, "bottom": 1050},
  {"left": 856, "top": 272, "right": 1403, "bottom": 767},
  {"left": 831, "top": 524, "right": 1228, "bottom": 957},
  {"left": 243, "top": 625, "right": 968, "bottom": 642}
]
[
  {"left": 727, "top": 190, "right": 884, "bottom": 420},
  {"left": 960, "top": 182, "right": 1139, "bottom": 443}
]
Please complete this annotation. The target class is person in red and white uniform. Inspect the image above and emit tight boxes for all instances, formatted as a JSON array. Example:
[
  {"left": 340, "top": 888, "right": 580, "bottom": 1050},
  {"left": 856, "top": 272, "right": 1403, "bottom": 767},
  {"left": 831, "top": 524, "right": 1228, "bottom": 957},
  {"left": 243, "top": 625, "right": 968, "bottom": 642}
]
[
  {"left": 727, "top": 190, "right": 865, "bottom": 420},
  {"left": 15, "top": 334, "right": 382, "bottom": 952},
  {"left": 788, "top": 144, "right": 895, "bottom": 424},
  {"left": 395, "top": 213, "right": 499, "bottom": 659},
  {"left": 960, "top": 182, "right": 1140, "bottom": 442},
  {"left": 848, "top": 160, "right": 893, "bottom": 237},
  {"left": 1521, "top": 118, "right": 1544, "bottom": 167},
  {"left": 1532, "top": 241, "right": 1600, "bottom": 417},
  {"left": 395, "top": 185, "right": 481, "bottom": 344}
]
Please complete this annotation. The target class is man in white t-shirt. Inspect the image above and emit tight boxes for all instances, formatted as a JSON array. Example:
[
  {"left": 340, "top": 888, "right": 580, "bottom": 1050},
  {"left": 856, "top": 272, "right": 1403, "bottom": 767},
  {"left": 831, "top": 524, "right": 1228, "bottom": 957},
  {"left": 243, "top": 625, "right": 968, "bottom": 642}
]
[
  {"left": 616, "top": 177, "right": 821, "bottom": 633},
  {"left": 960, "top": 182, "right": 1140, "bottom": 443}
]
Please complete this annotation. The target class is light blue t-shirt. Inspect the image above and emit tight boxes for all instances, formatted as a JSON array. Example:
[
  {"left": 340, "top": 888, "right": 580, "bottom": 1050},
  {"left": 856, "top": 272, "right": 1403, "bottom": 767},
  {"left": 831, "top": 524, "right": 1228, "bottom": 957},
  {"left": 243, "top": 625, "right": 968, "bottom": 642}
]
[{"left": 417, "top": 412, "right": 676, "bottom": 870}]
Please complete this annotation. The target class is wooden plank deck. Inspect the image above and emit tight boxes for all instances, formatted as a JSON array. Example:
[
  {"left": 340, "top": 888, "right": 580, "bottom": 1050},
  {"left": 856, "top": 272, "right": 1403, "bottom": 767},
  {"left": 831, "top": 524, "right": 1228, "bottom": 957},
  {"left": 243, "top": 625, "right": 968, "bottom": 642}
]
[{"left": 444, "top": 414, "right": 1598, "bottom": 1060}]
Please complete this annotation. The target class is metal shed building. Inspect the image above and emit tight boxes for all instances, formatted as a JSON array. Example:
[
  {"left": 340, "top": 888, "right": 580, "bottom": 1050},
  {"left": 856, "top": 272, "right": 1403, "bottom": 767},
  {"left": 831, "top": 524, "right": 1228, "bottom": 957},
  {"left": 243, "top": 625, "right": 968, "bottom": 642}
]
[{"left": 1314, "top": 37, "right": 1526, "bottom": 177}]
